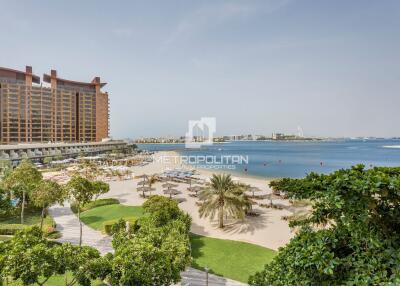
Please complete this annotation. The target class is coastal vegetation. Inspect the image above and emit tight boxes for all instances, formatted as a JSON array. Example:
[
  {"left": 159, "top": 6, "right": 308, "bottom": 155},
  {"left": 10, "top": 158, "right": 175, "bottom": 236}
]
[
  {"left": 250, "top": 165, "right": 400, "bottom": 285},
  {"left": 198, "top": 173, "right": 250, "bottom": 228},
  {"left": 0, "top": 227, "right": 108, "bottom": 286},
  {"left": 66, "top": 176, "right": 99, "bottom": 246},
  {"left": 0, "top": 161, "right": 63, "bottom": 238},
  {"left": 0, "top": 196, "right": 191, "bottom": 285},
  {"left": 75, "top": 197, "right": 276, "bottom": 282},
  {"left": 2, "top": 161, "right": 43, "bottom": 224}
]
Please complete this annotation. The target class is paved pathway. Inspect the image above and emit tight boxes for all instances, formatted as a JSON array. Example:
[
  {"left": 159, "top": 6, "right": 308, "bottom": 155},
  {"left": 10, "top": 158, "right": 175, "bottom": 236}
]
[{"left": 49, "top": 203, "right": 247, "bottom": 286}]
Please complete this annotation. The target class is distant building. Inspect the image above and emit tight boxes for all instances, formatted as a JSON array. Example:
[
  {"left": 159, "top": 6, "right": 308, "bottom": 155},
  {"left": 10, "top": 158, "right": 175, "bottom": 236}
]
[
  {"left": 272, "top": 133, "right": 285, "bottom": 140},
  {"left": 0, "top": 66, "right": 109, "bottom": 144}
]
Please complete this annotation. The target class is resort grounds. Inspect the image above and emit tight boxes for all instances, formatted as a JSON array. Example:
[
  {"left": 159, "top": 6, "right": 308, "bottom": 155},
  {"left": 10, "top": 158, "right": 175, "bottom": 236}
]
[{"left": 1, "top": 150, "right": 310, "bottom": 284}]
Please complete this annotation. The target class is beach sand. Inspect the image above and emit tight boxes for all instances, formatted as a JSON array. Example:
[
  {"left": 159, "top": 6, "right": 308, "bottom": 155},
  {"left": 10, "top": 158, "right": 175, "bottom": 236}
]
[{"left": 101, "top": 151, "right": 295, "bottom": 250}]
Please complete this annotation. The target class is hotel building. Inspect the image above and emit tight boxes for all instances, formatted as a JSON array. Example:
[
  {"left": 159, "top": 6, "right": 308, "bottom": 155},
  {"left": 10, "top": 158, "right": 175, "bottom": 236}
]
[{"left": 0, "top": 66, "right": 109, "bottom": 144}]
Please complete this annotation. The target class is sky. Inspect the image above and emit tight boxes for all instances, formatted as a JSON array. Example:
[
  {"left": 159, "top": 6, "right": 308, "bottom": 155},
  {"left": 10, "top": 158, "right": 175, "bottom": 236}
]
[{"left": 0, "top": 0, "right": 399, "bottom": 138}]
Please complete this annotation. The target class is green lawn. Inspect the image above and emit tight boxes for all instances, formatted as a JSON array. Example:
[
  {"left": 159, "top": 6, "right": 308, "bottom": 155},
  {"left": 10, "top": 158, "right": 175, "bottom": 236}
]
[
  {"left": 78, "top": 203, "right": 276, "bottom": 283},
  {"left": 0, "top": 207, "right": 57, "bottom": 237},
  {"left": 80, "top": 204, "right": 143, "bottom": 230},
  {"left": 190, "top": 234, "right": 276, "bottom": 283},
  {"left": 0, "top": 208, "right": 55, "bottom": 226}
]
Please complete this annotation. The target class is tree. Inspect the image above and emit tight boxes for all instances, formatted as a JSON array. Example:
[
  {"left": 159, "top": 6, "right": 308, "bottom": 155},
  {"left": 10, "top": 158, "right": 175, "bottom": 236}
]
[
  {"left": 0, "top": 226, "right": 109, "bottom": 286},
  {"left": 52, "top": 243, "right": 109, "bottom": 286},
  {"left": 109, "top": 195, "right": 191, "bottom": 286},
  {"left": 249, "top": 165, "right": 400, "bottom": 285},
  {"left": 92, "top": 180, "right": 110, "bottom": 200},
  {"left": 0, "top": 188, "right": 11, "bottom": 217},
  {"left": 198, "top": 173, "right": 247, "bottom": 228},
  {"left": 31, "top": 180, "right": 65, "bottom": 231},
  {"left": 142, "top": 195, "right": 191, "bottom": 229},
  {"left": 2, "top": 161, "right": 43, "bottom": 224},
  {"left": 66, "top": 175, "right": 95, "bottom": 246},
  {"left": 0, "top": 227, "right": 59, "bottom": 286}
]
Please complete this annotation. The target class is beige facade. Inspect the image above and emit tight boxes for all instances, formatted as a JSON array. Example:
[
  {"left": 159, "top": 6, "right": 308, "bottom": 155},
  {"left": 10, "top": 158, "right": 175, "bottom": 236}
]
[{"left": 0, "top": 66, "right": 109, "bottom": 144}]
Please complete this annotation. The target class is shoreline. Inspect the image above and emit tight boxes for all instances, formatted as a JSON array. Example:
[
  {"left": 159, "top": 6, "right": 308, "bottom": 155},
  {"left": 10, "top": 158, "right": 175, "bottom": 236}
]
[
  {"left": 171, "top": 150, "right": 281, "bottom": 182},
  {"left": 103, "top": 150, "right": 295, "bottom": 250}
]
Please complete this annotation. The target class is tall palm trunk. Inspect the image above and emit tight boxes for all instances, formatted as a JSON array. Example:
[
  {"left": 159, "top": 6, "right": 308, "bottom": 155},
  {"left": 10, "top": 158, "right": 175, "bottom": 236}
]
[
  {"left": 78, "top": 207, "right": 82, "bottom": 246},
  {"left": 21, "top": 190, "right": 25, "bottom": 224},
  {"left": 219, "top": 205, "right": 224, "bottom": 228}
]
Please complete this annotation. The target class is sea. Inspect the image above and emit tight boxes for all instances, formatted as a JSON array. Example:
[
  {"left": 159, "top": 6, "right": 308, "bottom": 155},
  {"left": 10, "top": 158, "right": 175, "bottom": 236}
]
[{"left": 137, "top": 139, "right": 400, "bottom": 179}]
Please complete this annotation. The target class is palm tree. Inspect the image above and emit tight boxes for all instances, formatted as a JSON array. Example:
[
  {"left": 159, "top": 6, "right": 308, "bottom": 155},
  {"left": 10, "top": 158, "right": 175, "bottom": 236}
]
[
  {"left": 199, "top": 174, "right": 248, "bottom": 228},
  {"left": 147, "top": 174, "right": 158, "bottom": 195}
]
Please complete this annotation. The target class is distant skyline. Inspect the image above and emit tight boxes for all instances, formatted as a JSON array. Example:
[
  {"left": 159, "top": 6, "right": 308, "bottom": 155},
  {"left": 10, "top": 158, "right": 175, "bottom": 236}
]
[{"left": 1, "top": 0, "right": 399, "bottom": 138}]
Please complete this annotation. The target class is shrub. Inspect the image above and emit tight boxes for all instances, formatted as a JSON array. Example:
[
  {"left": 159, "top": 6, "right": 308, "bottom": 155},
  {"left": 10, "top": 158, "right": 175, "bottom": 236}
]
[
  {"left": 46, "top": 230, "right": 62, "bottom": 239},
  {"left": 0, "top": 224, "right": 27, "bottom": 235},
  {"left": 103, "top": 217, "right": 137, "bottom": 235},
  {"left": 71, "top": 198, "right": 119, "bottom": 213}
]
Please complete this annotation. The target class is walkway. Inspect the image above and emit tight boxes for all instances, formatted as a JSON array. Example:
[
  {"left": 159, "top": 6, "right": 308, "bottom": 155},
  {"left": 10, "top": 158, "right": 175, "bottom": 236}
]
[{"left": 49, "top": 203, "right": 247, "bottom": 286}]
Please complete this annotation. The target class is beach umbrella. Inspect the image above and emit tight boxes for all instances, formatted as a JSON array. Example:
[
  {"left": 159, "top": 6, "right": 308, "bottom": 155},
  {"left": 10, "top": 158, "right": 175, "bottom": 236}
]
[
  {"left": 248, "top": 186, "right": 262, "bottom": 198},
  {"left": 137, "top": 180, "right": 147, "bottom": 186},
  {"left": 137, "top": 186, "right": 155, "bottom": 198},
  {"left": 136, "top": 174, "right": 148, "bottom": 181},
  {"left": 187, "top": 185, "right": 204, "bottom": 196},
  {"left": 162, "top": 182, "right": 178, "bottom": 189},
  {"left": 266, "top": 193, "right": 277, "bottom": 207},
  {"left": 163, "top": 188, "right": 181, "bottom": 199}
]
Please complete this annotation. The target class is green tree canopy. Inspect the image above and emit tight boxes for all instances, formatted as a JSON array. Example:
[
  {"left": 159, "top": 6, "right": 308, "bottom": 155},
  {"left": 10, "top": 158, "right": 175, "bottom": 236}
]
[
  {"left": 0, "top": 188, "right": 11, "bottom": 217},
  {"left": 142, "top": 195, "right": 190, "bottom": 228},
  {"left": 92, "top": 180, "right": 110, "bottom": 200},
  {"left": 0, "top": 226, "right": 108, "bottom": 286},
  {"left": 0, "top": 227, "right": 60, "bottom": 286},
  {"left": 110, "top": 195, "right": 191, "bottom": 285},
  {"left": 2, "top": 160, "right": 43, "bottom": 224},
  {"left": 66, "top": 175, "right": 95, "bottom": 246},
  {"left": 31, "top": 180, "right": 65, "bottom": 230},
  {"left": 249, "top": 165, "right": 400, "bottom": 286}
]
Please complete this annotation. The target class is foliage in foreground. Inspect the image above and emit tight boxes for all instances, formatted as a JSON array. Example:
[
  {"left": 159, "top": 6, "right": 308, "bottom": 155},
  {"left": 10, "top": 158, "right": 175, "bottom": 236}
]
[
  {"left": 2, "top": 161, "right": 43, "bottom": 224},
  {"left": 0, "top": 227, "right": 107, "bottom": 286},
  {"left": 249, "top": 165, "right": 400, "bottom": 286},
  {"left": 109, "top": 195, "right": 192, "bottom": 286},
  {"left": 1, "top": 196, "right": 191, "bottom": 286}
]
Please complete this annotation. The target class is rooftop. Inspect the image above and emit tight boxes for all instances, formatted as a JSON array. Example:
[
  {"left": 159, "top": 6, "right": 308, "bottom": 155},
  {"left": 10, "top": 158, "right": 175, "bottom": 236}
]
[{"left": 0, "top": 66, "right": 40, "bottom": 84}]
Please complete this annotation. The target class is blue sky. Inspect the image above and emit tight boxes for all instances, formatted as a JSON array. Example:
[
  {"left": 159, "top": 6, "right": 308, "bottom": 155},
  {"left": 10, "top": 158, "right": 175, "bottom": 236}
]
[{"left": 0, "top": 0, "right": 399, "bottom": 138}]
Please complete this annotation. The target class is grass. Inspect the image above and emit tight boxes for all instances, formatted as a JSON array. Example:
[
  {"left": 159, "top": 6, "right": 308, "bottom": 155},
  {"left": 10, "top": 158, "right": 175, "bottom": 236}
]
[
  {"left": 190, "top": 234, "right": 276, "bottom": 283},
  {"left": 0, "top": 208, "right": 55, "bottom": 226},
  {"left": 0, "top": 207, "right": 57, "bottom": 236},
  {"left": 71, "top": 198, "right": 120, "bottom": 213},
  {"left": 79, "top": 204, "right": 143, "bottom": 231},
  {"left": 78, "top": 203, "right": 276, "bottom": 283}
]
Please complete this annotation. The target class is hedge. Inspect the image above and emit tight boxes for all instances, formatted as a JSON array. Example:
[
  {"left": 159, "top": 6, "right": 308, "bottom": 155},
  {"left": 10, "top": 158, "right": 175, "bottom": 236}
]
[
  {"left": 103, "top": 217, "right": 138, "bottom": 235},
  {"left": 0, "top": 224, "right": 27, "bottom": 235},
  {"left": 71, "top": 198, "right": 120, "bottom": 213}
]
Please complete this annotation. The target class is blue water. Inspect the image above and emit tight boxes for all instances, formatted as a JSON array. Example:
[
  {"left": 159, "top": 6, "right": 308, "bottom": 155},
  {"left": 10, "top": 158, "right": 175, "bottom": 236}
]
[{"left": 137, "top": 140, "right": 400, "bottom": 179}]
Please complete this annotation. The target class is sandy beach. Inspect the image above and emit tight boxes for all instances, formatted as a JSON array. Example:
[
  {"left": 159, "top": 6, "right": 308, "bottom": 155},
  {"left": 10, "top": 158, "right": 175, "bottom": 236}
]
[{"left": 101, "top": 151, "right": 296, "bottom": 250}]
